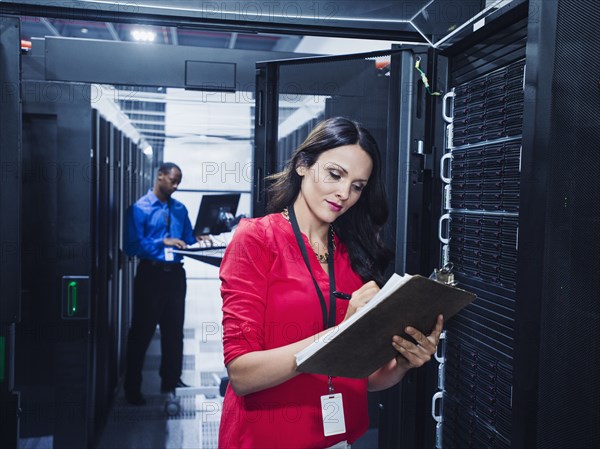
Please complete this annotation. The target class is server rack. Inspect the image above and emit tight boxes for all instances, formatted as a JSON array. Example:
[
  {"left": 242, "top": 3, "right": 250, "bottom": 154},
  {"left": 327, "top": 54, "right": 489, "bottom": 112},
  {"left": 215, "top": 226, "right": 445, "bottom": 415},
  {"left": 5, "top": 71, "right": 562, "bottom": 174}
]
[
  {"left": 14, "top": 78, "right": 150, "bottom": 448},
  {"left": 512, "top": 1, "right": 599, "bottom": 447},
  {"left": 436, "top": 50, "right": 526, "bottom": 449},
  {"left": 17, "top": 80, "right": 96, "bottom": 449},
  {"left": 90, "top": 111, "right": 149, "bottom": 441},
  {"left": 422, "top": 1, "right": 600, "bottom": 448}
]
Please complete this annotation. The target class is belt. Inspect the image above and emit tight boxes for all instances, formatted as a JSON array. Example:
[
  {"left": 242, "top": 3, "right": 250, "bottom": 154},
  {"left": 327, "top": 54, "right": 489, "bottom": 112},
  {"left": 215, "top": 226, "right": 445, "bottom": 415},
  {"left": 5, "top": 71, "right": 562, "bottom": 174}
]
[{"left": 139, "top": 259, "right": 183, "bottom": 272}]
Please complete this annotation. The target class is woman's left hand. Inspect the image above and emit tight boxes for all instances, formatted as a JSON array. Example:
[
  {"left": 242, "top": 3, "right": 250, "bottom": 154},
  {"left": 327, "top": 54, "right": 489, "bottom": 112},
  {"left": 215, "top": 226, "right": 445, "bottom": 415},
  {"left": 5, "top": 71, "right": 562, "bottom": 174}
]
[{"left": 392, "top": 314, "right": 444, "bottom": 370}]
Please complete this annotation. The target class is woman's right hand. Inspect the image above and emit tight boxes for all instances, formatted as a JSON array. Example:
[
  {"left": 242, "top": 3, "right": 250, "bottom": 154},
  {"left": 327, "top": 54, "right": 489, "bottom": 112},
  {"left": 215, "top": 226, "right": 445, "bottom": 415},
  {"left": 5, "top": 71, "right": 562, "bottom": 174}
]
[{"left": 343, "top": 281, "right": 380, "bottom": 322}]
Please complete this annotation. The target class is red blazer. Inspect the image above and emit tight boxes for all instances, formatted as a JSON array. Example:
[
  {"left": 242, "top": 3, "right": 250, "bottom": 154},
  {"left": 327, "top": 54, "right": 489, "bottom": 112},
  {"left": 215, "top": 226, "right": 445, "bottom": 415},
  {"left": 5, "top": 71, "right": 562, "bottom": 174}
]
[{"left": 219, "top": 214, "right": 369, "bottom": 449}]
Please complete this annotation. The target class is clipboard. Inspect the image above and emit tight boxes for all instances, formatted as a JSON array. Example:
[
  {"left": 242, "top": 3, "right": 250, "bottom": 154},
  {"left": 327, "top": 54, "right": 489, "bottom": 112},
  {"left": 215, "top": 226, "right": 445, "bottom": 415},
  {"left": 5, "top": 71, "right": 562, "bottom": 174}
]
[{"left": 295, "top": 273, "right": 476, "bottom": 378}]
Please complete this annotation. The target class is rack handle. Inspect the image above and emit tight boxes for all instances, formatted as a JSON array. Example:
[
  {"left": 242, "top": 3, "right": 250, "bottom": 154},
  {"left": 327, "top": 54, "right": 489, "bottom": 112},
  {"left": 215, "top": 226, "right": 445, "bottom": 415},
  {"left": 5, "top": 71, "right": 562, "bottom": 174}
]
[
  {"left": 438, "top": 214, "right": 450, "bottom": 245},
  {"left": 440, "top": 152, "right": 452, "bottom": 184},
  {"left": 442, "top": 90, "right": 455, "bottom": 123},
  {"left": 431, "top": 391, "right": 444, "bottom": 423},
  {"left": 434, "top": 331, "right": 446, "bottom": 363}
]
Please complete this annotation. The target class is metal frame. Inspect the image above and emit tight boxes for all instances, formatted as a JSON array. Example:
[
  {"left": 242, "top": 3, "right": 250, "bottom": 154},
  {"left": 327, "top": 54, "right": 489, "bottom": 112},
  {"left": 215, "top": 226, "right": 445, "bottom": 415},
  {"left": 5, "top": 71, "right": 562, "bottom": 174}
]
[
  {"left": 252, "top": 62, "right": 280, "bottom": 217},
  {"left": 0, "top": 16, "right": 22, "bottom": 449},
  {"left": 27, "top": 36, "right": 314, "bottom": 89},
  {"left": 0, "top": 16, "right": 22, "bottom": 325},
  {"left": 512, "top": 1, "right": 557, "bottom": 447},
  {"left": 0, "top": 0, "right": 426, "bottom": 41},
  {"left": 253, "top": 48, "right": 406, "bottom": 218}
]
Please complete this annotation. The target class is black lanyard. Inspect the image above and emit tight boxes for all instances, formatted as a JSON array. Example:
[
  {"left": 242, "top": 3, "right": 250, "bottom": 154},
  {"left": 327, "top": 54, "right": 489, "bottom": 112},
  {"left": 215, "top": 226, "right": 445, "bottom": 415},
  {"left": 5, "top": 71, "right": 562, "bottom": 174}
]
[{"left": 287, "top": 205, "right": 337, "bottom": 329}]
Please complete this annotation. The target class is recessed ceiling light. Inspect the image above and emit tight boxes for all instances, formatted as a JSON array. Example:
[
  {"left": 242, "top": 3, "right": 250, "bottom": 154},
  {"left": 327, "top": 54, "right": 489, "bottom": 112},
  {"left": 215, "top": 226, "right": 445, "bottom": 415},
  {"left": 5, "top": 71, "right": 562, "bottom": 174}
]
[
  {"left": 131, "top": 29, "right": 156, "bottom": 42},
  {"left": 81, "top": 28, "right": 88, "bottom": 34}
]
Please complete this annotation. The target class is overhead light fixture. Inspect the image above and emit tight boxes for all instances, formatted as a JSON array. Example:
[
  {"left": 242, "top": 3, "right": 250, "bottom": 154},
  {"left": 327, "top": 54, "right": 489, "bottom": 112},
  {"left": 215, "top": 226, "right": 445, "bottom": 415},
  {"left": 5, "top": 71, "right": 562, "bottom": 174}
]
[
  {"left": 81, "top": 27, "right": 88, "bottom": 34},
  {"left": 131, "top": 29, "right": 156, "bottom": 42}
]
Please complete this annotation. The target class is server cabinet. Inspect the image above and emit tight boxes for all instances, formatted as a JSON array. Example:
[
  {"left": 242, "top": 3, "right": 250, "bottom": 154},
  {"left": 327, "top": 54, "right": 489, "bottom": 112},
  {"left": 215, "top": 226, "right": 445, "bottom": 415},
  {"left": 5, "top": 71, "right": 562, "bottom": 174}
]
[
  {"left": 17, "top": 80, "right": 94, "bottom": 448},
  {"left": 433, "top": 20, "right": 527, "bottom": 449},
  {"left": 0, "top": 15, "right": 22, "bottom": 449},
  {"left": 15, "top": 78, "right": 149, "bottom": 447},
  {"left": 423, "top": 1, "right": 599, "bottom": 448},
  {"left": 513, "top": 1, "right": 600, "bottom": 447},
  {"left": 90, "top": 111, "right": 150, "bottom": 439}
]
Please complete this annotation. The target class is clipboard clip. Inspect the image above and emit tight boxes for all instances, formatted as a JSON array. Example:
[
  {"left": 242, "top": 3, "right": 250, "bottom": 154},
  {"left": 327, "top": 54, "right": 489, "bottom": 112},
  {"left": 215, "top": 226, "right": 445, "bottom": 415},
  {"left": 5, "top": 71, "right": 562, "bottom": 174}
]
[{"left": 430, "top": 262, "right": 458, "bottom": 286}]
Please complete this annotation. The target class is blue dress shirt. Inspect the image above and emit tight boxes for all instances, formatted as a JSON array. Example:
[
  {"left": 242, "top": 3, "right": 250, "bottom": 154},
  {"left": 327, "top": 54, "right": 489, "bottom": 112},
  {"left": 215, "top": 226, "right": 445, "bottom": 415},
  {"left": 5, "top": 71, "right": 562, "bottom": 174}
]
[{"left": 125, "top": 190, "right": 195, "bottom": 263}]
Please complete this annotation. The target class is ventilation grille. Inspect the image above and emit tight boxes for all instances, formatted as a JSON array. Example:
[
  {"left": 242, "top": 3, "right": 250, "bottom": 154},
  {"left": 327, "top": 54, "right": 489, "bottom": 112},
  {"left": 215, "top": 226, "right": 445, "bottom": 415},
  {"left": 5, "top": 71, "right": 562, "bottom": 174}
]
[
  {"left": 534, "top": 0, "right": 600, "bottom": 447},
  {"left": 441, "top": 18, "right": 527, "bottom": 449},
  {"left": 452, "top": 61, "right": 525, "bottom": 148},
  {"left": 450, "top": 142, "right": 521, "bottom": 213}
]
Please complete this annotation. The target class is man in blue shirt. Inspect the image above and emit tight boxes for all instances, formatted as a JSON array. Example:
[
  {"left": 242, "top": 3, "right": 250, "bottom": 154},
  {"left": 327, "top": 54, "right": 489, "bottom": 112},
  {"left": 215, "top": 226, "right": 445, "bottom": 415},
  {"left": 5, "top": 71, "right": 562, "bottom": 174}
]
[{"left": 123, "top": 162, "right": 199, "bottom": 405}]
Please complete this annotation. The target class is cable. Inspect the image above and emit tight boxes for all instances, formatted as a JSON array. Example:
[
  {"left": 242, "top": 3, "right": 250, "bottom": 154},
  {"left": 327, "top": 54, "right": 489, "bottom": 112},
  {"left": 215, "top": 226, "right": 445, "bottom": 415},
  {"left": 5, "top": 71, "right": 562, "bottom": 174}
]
[{"left": 415, "top": 56, "right": 442, "bottom": 96}]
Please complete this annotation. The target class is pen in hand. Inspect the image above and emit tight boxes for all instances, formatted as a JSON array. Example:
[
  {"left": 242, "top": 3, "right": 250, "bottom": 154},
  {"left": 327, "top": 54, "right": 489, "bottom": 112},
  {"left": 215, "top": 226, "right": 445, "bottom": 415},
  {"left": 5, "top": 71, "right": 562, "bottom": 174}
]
[{"left": 333, "top": 291, "right": 352, "bottom": 300}]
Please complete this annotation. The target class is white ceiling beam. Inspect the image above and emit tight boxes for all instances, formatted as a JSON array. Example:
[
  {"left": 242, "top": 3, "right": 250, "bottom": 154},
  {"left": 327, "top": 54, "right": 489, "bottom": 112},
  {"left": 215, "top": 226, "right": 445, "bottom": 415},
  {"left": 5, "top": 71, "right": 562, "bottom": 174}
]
[
  {"left": 122, "top": 109, "right": 166, "bottom": 117},
  {"left": 40, "top": 18, "right": 60, "bottom": 36},
  {"left": 170, "top": 27, "right": 179, "bottom": 45},
  {"left": 228, "top": 32, "right": 238, "bottom": 49},
  {"left": 129, "top": 119, "right": 166, "bottom": 126},
  {"left": 105, "top": 22, "right": 121, "bottom": 41},
  {"left": 271, "top": 35, "right": 301, "bottom": 52}
]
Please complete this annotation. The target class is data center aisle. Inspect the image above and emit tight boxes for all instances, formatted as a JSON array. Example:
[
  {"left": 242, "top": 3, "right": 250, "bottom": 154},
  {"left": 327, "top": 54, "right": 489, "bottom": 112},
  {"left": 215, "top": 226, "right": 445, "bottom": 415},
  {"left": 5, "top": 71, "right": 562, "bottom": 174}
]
[{"left": 96, "top": 262, "right": 226, "bottom": 449}]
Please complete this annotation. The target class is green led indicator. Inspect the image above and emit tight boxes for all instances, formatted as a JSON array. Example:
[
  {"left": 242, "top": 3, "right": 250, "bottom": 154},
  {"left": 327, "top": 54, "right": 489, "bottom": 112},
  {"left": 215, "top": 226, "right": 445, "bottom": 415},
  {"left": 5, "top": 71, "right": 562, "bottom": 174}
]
[
  {"left": 0, "top": 336, "right": 5, "bottom": 384},
  {"left": 67, "top": 281, "right": 78, "bottom": 317}
]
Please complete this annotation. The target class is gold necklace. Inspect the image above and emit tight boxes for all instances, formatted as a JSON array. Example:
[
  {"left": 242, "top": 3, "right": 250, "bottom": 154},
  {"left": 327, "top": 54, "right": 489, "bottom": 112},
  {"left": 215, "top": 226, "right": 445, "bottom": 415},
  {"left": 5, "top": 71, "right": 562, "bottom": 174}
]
[
  {"left": 314, "top": 252, "right": 329, "bottom": 264},
  {"left": 281, "top": 208, "right": 334, "bottom": 263}
]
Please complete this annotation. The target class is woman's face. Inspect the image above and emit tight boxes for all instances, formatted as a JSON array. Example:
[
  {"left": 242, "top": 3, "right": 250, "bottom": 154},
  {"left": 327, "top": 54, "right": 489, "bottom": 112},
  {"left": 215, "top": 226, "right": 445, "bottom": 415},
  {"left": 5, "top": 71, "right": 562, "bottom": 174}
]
[{"left": 296, "top": 144, "right": 373, "bottom": 224}]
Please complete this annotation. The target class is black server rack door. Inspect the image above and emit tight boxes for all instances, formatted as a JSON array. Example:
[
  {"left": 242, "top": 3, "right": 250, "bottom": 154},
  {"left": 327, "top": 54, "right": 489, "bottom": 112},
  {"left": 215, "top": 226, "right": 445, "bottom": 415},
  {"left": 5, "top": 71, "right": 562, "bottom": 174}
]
[
  {"left": 0, "top": 15, "right": 21, "bottom": 324},
  {"left": 92, "top": 112, "right": 113, "bottom": 434},
  {"left": 123, "top": 140, "right": 136, "bottom": 356},
  {"left": 253, "top": 49, "right": 403, "bottom": 218},
  {"left": 514, "top": 1, "right": 600, "bottom": 448},
  {"left": 90, "top": 111, "right": 138, "bottom": 441},
  {"left": 0, "top": 15, "right": 22, "bottom": 449},
  {"left": 112, "top": 130, "right": 124, "bottom": 389},
  {"left": 18, "top": 80, "right": 94, "bottom": 449}
]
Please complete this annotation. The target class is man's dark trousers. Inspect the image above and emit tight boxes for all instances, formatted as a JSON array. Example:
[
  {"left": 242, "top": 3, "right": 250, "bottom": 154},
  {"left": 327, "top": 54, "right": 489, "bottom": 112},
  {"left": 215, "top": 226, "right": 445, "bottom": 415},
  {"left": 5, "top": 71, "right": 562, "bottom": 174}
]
[{"left": 124, "top": 260, "right": 187, "bottom": 395}]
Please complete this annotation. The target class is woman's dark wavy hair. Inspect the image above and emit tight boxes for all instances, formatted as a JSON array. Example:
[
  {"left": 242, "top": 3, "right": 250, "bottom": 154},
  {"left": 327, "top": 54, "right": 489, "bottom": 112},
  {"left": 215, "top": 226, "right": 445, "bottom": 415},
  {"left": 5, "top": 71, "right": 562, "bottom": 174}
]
[{"left": 267, "top": 116, "right": 393, "bottom": 285}]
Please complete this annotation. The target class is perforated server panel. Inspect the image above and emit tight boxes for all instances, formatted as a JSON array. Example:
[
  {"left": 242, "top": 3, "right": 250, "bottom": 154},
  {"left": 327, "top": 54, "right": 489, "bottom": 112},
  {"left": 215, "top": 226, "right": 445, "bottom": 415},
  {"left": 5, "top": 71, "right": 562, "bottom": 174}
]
[
  {"left": 438, "top": 16, "right": 528, "bottom": 449},
  {"left": 514, "top": 1, "right": 600, "bottom": 447}
]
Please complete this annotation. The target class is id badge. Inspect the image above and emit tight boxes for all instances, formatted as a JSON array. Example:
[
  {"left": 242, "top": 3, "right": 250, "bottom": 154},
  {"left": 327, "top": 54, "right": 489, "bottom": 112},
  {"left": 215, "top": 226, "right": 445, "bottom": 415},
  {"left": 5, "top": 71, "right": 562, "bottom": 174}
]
[
  {"left": 321, "top": 393, "right": 346, "bottom": 437},
  {"left": 164, "top": 247, "right": 174, "bottom": 262}
]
